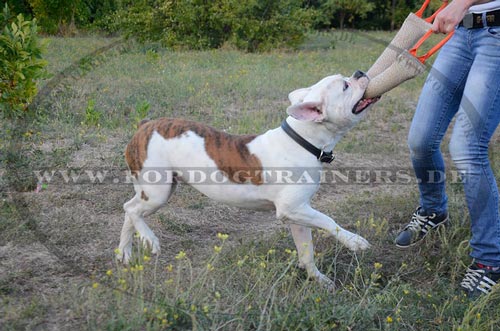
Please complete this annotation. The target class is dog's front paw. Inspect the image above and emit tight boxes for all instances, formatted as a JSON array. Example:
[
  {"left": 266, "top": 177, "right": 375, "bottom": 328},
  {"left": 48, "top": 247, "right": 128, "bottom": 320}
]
[
  {"left": 116, "top": 246, "right": 132, "bottom": 265},
  {"left": 342, "top": 231, "right": 371, "bottom": 251},
  {"left": 305, "top": 266, "right": 336, "bottom": 292},
  {"left": 141, "top": 234, "right": 161, "bottom": 255},
  {"left": 315, "top": 273, "right": 336, "bottom": 292}
]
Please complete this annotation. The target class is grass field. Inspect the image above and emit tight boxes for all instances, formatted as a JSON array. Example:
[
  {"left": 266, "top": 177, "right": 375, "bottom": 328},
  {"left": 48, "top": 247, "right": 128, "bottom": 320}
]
[{"left": 2, "top": 31, "right": 500, "bottom": 330}]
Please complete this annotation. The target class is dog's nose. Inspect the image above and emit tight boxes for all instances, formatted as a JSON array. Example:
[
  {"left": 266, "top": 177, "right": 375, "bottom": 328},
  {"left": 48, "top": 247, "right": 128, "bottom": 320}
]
[{"left": 353, "top": 70, "right": 366, "bottom": 80}]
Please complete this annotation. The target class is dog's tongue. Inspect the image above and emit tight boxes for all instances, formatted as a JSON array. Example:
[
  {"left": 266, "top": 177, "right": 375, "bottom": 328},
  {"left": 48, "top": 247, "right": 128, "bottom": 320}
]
[
  {"left": 355, "top": 99, "right": 372, "bottom": 113},
  {"left": 353, "top": 97, "right": 380, "bottom": 114}
]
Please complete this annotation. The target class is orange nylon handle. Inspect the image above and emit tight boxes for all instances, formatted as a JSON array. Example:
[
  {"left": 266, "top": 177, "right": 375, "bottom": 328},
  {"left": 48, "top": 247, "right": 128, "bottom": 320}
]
[
  {"left": 409, "top": 29, "right": 455, "bottom": 63},
  {"left": 425, "top": 1, "right": 449, "bottom": 23},
  {"left": 415, "top": 0, "right": 432, "bottom": 18}
]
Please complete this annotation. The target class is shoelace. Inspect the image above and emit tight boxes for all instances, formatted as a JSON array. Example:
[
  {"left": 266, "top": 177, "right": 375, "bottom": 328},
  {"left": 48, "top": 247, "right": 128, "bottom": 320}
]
[
  {"left": 405, "top": 211, "right": 433, "bottom": 233},
  {"left": 460, "top": 267, "right": 485, "bottom": 292}
]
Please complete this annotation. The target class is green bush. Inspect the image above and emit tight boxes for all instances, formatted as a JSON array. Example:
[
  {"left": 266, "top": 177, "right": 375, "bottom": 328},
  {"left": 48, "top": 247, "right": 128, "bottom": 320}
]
[
  {"left": 4, "top": 0, "right": 33, "bottom": 18},
  {"left": 0, "top": 4, "right": 48, "bottom": 118},
  {"left": 229, "top": 0, "right": 314, "bottom": 52},
  {"left": 13, "top": 0, "right": 119, "bottom": 34},
  {"left": 27, "top": 0, "right": 85, "bottom": 34},
  {"left": 107, "top": 0, "right": 314, "bottom": 52},
  {"left": 106, "top": 0, "right": 235, "bottom": 50}
]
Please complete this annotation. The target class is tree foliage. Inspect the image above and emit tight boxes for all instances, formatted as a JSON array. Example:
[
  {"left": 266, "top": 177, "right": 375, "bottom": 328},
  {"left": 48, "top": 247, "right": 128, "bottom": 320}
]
[
  {"left": 0, "top": 4, "right": 47, "bottom": 118},
  {"left": 322, "top": 0, "right": 375, "bottom": 29},
  {"left": 4, "top": 0, "right": 437, "bottom": 51},
  {"left": 229, "top": 0, "right": 314, "bottom": 52},
  {"left": 27, "top": 0, "right": 85, "bottom": 34},
  {"left": 109, "top": 0, "right": 313, "bottom": 52},
  {"left": 7, "top": 0, "right": 436, "bottom": 33},
  {"left": 4, "top": 0, "right": 33, "bottom": 18}
]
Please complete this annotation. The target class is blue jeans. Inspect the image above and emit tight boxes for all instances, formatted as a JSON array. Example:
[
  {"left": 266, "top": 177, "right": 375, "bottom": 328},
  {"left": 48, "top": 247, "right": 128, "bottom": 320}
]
[{"left": 408, "top": 26, "right": 500, "bottom": 267}]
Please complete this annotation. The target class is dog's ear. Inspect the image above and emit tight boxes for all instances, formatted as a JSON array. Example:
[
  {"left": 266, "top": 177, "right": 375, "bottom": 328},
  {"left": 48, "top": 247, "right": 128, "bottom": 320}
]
[
  {"left": 286, "top": 101, "right": 325, "bottom": 122},
  {"left": 288, "top": 88, "right": 311, "bottom": 105}
]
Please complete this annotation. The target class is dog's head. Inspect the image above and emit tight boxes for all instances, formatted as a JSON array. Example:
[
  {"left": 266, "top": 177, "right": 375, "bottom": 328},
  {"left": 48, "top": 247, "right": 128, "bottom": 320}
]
[{"left": 287, "top": 71, "right": 379, "bottom": 128}]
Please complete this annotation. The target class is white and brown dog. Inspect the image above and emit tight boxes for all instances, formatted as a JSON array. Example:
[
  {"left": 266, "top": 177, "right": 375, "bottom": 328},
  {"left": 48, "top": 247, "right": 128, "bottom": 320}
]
[{"left": 118, "top": 71, "right": 379, "bottom": 288}]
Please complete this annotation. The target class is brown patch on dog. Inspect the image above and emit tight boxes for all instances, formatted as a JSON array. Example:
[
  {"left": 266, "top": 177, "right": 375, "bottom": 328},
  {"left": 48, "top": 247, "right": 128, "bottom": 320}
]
[
  {"left": 138, "top": 119, "right": 150, "bottom": 127},
  {"left": 125, "top": 118, "right": 263, "bottom": 184},
  {"left": 125, "top": 123, "right": 152, "bottom": 179},
  {"left": 141, "top": 190, "right": 149, "bottom": 201}
]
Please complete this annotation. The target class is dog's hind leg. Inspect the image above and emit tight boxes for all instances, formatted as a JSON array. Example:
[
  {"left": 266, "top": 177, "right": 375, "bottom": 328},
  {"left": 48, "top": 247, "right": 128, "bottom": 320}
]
[
  {"left": 117, "top": 200, "right": 136, "bottom": 263},
  {"left": 118, "top": 182, "right": 173, "bottom": 263}
]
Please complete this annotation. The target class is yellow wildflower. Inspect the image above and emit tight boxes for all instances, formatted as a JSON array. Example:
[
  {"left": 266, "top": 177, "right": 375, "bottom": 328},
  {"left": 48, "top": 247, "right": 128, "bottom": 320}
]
[
  {"left": 217, "top": 233, "right": 229, "bottom": 241},
  {"left": 175, "top": 251, "right": 187, "bottom": 260}
]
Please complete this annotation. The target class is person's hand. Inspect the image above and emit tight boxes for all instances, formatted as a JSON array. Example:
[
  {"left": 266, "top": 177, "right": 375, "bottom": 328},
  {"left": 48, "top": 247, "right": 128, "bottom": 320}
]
[{"left": 432, "top": 0, "right": 472, "bottom": 34}]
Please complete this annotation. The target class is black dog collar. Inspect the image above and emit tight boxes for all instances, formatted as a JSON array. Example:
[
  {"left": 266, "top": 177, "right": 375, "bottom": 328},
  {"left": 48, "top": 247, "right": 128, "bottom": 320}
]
[{"left": 281, "top": 120, "right": 335, "bottom": 164}]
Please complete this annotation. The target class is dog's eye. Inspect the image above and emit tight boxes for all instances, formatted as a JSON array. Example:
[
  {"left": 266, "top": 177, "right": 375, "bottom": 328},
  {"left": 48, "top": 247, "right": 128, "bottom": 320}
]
[{"left": 343, "top": 81, "right": 349, "bottom": 91}]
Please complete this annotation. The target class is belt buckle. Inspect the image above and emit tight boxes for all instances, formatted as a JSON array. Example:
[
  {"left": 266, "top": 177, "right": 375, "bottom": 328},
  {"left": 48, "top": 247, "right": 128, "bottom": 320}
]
[
  {"left": 462, "top": 13, "right": 474, "bottom": 29},
  {"left": 318, "top": 150, "right": 335, "bottom": 163}
]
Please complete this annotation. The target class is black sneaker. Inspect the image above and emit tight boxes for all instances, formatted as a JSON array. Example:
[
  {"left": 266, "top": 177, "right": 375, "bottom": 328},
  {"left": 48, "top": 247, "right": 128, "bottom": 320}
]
[
  {"left": 395, "top": 207, "right": 449, "bottom": 248},
  {"left": 460, "top": 262, "right": 500, "bottom": 298}
]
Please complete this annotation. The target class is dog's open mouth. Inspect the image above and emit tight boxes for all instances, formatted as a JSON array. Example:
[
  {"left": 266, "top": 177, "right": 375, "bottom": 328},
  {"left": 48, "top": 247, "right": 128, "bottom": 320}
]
[{"left": 352, "top": 96, "right": 381, "bottom": 115}]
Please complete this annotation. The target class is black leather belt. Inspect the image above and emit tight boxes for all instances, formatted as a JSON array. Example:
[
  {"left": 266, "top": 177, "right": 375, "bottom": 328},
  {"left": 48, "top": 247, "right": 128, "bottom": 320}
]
[{"left": 459, "top": 9, "right": 500, "bottom": 29}]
